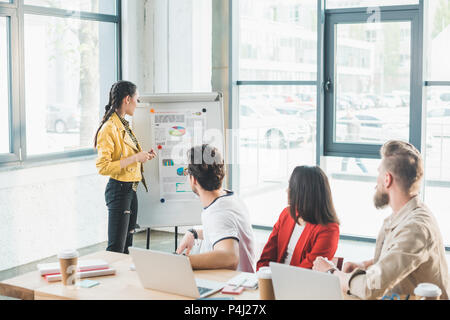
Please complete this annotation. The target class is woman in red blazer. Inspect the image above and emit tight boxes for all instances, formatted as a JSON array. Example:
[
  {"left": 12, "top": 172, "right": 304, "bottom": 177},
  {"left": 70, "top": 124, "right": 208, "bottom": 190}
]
[{"left": 257, "top": 166, "right": 340, "bottom": 270}]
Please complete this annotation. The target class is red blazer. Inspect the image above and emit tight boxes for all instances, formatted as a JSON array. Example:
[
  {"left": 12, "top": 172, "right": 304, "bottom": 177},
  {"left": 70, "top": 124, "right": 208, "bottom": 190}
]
[{"left": 257, "top": 207, "right": 339, "bottom": 271}]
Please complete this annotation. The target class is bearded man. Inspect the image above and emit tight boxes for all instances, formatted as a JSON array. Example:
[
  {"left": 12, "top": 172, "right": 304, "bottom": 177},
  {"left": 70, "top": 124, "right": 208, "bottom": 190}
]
[{"left": 312, "top": 140, "right": 449, "bottom": 300}]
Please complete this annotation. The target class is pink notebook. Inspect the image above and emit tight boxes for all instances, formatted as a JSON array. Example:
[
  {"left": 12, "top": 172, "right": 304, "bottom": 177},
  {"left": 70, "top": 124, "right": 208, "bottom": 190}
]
[
  {"left": 44, "top": 268, "right": 116, "bottom": 282},
  {"left": 37, "top": 259, "right": 109, "bottom": 276}
]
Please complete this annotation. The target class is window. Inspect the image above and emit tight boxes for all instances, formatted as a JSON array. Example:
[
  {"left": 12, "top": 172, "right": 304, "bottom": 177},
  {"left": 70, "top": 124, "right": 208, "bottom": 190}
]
[
  {"left": 326, "top": 0, "right": 419, "bottom": 9},
  {"left": 322, "top": 157, "right": 391, "bottom": 237},
  {"left": 324, "top": 6, "right": 420, "bottom": 159},
  {"left": 237, "top": 85, "right": 317, "bottom": 226},
  {"left": 0, "top": 0, "right": 119, "bottom": 164},
  {"left": 426, "top": 0, "right": 450, "bottom": 81},
  {"left": 333, "top": 22, "right": 411, "bottom": 145},
  {"left": 24, "top": 14, "right": 117, "bottom": 156},
  {"left": 232, "top": 0, "right": 450, "bottom": 248},
  {"left": 234, "top": 0, "right": 318, "bottom": 226},
  {"left": 423, "top": 0, "right": 450, "bottom": 246},
  {"left": 239, "top": 0, "right": 317, "bottom": 81},
  {"left": 0, "top": 16, "right": 9, "bottom": 154},
  {"left": 24, "top": 0, "right": 116, "bottom": 15},
  {"left": 424, "top": 87, "right": 450, "bottom": 244}
]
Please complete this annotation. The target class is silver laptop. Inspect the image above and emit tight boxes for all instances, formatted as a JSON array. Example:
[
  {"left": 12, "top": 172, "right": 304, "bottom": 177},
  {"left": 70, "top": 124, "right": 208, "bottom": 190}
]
[
  {"left": 270, "top": 262, "right": 343, "bottom": 300},
  {"left": 129, "top": 247, "right": 225, "bottom": 299}
]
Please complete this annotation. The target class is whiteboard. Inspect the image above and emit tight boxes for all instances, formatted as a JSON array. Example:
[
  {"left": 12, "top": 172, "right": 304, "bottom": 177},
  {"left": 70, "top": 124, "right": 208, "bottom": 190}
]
[{"left": 132, "top": 93, "right": 224, "bottom": 228}]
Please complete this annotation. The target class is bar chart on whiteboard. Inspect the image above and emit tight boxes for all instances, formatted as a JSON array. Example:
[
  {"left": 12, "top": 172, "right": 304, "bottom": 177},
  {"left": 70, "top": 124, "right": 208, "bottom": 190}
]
[{"left": 152, "top": 109, "right": 207, "bottom": 202}]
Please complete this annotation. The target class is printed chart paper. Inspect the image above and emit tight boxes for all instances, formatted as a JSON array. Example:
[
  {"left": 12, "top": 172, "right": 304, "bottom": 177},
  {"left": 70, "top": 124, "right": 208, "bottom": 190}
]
[{"left": 153, "top": 109, "right": 206, "bottom": 202}]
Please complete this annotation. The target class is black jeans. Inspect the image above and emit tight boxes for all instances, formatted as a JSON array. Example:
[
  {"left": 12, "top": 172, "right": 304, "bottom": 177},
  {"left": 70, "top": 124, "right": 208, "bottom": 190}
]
[{"left": 105, "top": 178, "right": 138, "bottom": 254}]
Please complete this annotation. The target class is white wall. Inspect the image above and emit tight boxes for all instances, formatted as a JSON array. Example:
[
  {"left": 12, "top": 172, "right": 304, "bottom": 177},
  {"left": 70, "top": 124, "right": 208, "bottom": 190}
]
[
  {"left": 0, "top": 159, "right": 109, "bottom": 271},
  {"left": 123, "top": 0, "right": 212, "bottom": 94}
]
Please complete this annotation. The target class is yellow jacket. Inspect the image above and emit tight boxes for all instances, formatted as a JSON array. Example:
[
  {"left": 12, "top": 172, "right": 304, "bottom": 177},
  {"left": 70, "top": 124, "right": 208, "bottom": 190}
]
[{"left": 96, "top": 112, "right": 143, "bottom": 182}]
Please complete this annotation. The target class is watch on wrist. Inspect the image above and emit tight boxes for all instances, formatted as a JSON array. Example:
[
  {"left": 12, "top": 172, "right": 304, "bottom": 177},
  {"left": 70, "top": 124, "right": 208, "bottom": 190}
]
[
  {"left": 327, "top": 267, "right": 338, "bottom": 274},
  {"left": 188, "top": 228, "right": 198, "bottom": 240}
]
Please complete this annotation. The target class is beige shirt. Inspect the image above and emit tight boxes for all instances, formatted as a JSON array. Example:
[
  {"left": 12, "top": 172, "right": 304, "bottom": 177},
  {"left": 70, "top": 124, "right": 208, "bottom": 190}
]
[{"left": 348, "top": 196, "right": 449, "bottom": 300}]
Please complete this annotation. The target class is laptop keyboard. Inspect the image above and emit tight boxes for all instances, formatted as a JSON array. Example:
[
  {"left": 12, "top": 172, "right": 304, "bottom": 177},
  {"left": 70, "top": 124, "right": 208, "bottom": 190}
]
[{"left": 197, "top": 286, "right": 212, "bottom": 296}]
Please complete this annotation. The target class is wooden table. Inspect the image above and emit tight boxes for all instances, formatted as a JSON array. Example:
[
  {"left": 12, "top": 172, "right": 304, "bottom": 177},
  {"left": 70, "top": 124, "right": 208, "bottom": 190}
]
[
  {"left": 0, "top": 251, "right": 260, "bottom": 300},
  {"left": 0, "top": 250, "right": 368, "bottom": 300}
]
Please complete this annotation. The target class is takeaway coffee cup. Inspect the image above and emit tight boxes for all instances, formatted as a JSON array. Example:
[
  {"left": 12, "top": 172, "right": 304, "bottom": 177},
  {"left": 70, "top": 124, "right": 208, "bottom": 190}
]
[
  {"left": 257, "top": 267, "right": 275, "bottom": 300},
  {"left": 58, "top": 249, "right": 79, "bottom": 287},
  {"left": 414, "top": 283, "right": 442, "bottom": 300}
]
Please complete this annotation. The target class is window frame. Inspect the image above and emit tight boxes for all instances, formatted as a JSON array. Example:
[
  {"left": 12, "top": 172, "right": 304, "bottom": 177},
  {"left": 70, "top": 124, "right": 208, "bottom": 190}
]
[
  {"left": 0, "top": 7, "right": 20, "bottom": 163},
  {"left": 323, "top": 5, "right": 423, "bottom": 159},
  {"left": 0, "top": 0, "right": 121, "bottom": 167}
]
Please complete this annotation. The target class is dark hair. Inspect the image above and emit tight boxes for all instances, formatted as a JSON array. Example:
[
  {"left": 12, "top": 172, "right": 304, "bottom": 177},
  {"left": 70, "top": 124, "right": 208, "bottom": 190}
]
[
  {"left": 380, "top": 140, "right": 423, "bottom": 194},
  {"left": 94, "top": 80, "right": 137, "bottom": 148},
  {"left": 187, "top": 144, "right": 225, "bottom": 191},
  {"left": 288, "top": 166, "right": 339, "bottom": 226}
]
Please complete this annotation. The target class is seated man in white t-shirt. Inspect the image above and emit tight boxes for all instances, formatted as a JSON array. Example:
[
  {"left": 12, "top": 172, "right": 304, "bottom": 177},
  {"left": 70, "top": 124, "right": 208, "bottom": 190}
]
[{"left": 176, "top": 144, "right": 256, "bottom": 273}]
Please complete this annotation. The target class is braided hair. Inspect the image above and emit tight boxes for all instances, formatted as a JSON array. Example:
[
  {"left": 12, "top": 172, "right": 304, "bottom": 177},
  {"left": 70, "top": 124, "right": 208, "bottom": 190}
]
[{"left": 94, "top": 80, "right": 137, "bottom": 148}]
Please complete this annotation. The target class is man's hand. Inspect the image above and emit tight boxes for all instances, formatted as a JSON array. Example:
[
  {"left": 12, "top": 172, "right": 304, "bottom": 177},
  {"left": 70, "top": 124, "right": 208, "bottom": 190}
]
[
  {"left": 342, "top": 261, "right": 365, "bottom": 273},
  {"left": 176, "top": 231, "right": 195, "bottom": 255},
  {"left": 314, "top": 257, "right": 352, "bottom": 294},
  {"left": 312, "top": 257, "right": 335, "bottom": 273}
]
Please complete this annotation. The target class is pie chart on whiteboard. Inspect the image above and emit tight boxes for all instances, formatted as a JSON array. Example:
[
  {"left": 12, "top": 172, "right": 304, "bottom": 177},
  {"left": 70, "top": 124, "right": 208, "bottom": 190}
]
[{"left": 169, "top": 126, "right": 186, "bottom": 137}]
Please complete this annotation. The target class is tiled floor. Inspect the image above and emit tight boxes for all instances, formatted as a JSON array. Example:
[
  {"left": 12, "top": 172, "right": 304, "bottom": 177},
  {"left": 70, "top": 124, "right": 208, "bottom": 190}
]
[{"left": 1, "top": 229, "right": 449, "bottom": 300}]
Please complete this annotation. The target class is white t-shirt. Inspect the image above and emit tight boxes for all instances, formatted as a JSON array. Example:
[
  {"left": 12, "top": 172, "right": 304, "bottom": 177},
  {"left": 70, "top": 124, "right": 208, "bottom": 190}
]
[
  {"left": 199, "top": 190, "right": 256, "bottom": 273},
  {"left": 283, "top": 223, "right": 305, "bottom": 265}
]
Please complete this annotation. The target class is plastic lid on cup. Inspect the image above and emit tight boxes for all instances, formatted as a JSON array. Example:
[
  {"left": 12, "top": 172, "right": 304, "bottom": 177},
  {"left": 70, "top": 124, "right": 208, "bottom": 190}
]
[
  {"left": 414, "top": 283, "right": 442, "bottom": 297},
  {"left": 58, "top": 249, "right": 79, "bottom": 259},
  {"left": 257, "top": 267, "right": 272, "bottom": 279}
]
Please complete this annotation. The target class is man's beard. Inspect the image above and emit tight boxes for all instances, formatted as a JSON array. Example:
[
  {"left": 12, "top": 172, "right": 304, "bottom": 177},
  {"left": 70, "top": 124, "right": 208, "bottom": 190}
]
[{"left": 373, "top": 187, "right": 389, "bottom": 209}]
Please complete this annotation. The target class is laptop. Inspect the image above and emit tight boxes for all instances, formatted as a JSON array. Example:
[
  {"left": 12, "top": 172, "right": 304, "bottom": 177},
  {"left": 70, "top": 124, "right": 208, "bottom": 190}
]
[
  {"left": 270, "top": 262, "right": 343, "bottom": 300},
  {"left": 129, "top": 247, "right": 225, "bottom": 299}
]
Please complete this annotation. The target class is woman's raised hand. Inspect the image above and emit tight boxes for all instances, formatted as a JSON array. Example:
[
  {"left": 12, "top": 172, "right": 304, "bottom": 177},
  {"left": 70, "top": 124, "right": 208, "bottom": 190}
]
[
  {"left": 135, "top": 151, "right": 151, "bottom": 163},
  {"left": 149, "top": 148, "right": 157, "bottom": 161}
]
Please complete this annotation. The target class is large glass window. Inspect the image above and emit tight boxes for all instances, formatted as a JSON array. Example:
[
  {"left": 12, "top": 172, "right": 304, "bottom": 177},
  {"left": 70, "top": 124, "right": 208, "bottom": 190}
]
[
  {"left": 24, "top": 0, "right": 116, "bottom": 15},
  {"left": 24, "top": 14, "right": 117, "bottom": 156},
  {"left": 423, "top": 0, "right": 450, "bottom": 246},
  {"left": 236, "top": 0, "right": 318, "bottom": 227},
  {"left": 322, "top": 156, "right": 391, "bottom": 237},
  {"left": 232, "top": 0, "right": 450, "bottom": 248},
  {"left": 238, "top": 85, "right": 317, "bottom": 226},
  {"left": 334, "top": 22, "right": 410, "bottom": 145},
  {"left": 424, "top": 86, "right": 450, "bottom": 244},
  {"left": 239, "top": 0, "right": 317, "bottom": 81},
  {"left": 0, "top": 0, "right": 119, "bottom": 163},
  {"left": 426, "top": 0, "right": 450, "bottom": 81},
  {"left": 0, "top": 16, "right": 10, "bottom": 154}
]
